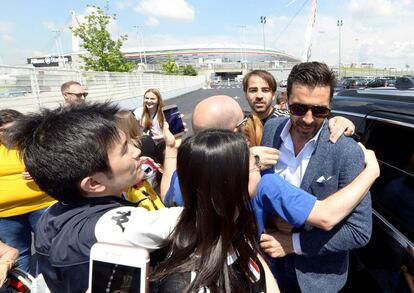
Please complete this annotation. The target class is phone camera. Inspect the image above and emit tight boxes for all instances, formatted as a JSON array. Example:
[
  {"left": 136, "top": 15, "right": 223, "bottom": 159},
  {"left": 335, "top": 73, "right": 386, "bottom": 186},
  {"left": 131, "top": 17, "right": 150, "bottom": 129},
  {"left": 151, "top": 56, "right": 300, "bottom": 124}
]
[{"left": 141, "top": 163, "right": 155, "bottom": 179}]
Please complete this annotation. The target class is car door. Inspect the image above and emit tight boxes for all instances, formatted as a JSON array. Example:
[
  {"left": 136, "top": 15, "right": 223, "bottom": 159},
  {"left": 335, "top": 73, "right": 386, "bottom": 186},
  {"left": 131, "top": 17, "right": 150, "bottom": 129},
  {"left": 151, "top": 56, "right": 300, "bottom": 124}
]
[{"left": 347, "top": 112, "right": 414, "bottom": 292}]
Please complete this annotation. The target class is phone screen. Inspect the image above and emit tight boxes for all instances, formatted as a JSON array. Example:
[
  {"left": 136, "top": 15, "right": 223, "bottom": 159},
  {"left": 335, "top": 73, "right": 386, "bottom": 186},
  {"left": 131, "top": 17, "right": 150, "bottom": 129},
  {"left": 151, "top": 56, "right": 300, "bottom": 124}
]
[
  {"left": 163, "top": 105, "right": 185, "bottom": 135},
  {"left": 91, "top": 260, "right": 141, "bottom": 293}
]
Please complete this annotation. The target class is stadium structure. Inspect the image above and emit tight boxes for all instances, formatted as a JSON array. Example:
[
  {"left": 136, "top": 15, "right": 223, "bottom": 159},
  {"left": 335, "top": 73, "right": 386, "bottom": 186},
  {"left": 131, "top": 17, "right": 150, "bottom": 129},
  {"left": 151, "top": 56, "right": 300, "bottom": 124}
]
[{"left": 122, "top": 44, "right": 300, "bottom": 66}]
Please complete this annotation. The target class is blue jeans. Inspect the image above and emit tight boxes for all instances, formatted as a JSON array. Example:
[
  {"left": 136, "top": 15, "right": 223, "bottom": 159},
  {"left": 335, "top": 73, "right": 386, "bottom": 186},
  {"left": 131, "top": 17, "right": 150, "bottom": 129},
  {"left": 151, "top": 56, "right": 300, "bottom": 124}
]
[{"left": 0, "top": 207, "right": 47, "bottom": 274}]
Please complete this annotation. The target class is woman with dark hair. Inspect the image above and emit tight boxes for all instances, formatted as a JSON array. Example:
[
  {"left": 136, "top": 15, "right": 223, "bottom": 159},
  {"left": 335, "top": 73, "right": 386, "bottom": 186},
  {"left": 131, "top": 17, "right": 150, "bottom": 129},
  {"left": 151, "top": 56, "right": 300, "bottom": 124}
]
[
  {"left": 152, "top": 129, "right": 279, "bottom": 292},
  {"left": 134, "top": 88, "right": 165, "bottom": 143}
]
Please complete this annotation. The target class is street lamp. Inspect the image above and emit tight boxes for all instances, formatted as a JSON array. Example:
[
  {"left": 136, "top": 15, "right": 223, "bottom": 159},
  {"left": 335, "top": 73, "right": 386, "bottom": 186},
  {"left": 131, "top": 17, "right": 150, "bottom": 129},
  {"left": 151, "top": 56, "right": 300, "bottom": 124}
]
[
  {"left": 337, "top": 19, "right": 343, "bottom": 76},
  {"left": 133, "top": 25, "right": 147, "bottom": 65},
  {"left": 51, "top": 29, "right": 66, "bottom": 68},
  {"left": 260, "top": 16, "right": 266, "bottom": 62},
  {"left": 237, "top": 25, "right": 246, "bottom": 63}
]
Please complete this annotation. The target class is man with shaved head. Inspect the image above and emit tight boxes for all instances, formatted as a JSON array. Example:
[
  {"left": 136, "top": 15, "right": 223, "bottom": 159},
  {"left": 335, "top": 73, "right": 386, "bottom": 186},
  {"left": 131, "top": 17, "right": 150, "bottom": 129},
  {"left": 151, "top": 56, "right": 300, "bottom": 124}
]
[
  {"left": 161, "top": 95, "right": 280, "bottom": 206},
  {"left": 191, "top": 95, "right": 244, "bottom": 133}
]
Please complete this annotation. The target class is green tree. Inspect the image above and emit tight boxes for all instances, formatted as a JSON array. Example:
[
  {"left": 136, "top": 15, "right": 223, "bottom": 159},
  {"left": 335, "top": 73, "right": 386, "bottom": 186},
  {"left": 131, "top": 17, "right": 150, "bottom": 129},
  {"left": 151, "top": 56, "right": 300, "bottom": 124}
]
[
  {"left": 71, "top": 6, "right": 134, "bottom": 72},
  {"left": 161, "top": 57, "right": 179, "bottom": 75},
  {"left": 182, "top": 65, "right": 197, "bottom": 76}
]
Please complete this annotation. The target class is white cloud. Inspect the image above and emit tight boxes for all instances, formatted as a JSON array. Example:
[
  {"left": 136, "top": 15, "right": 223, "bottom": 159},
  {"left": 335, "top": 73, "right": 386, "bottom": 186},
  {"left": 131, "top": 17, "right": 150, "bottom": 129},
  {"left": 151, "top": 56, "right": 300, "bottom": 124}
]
[
  {"left": 1, "top": 34, "right": 15, "bottom": 43},
  {"left": 76, "top": 6, "right": 123, "bottom": 39},
  {"left": 135, "top": 0, "right": 195, "bottom": 23},
  {"left": 248, "top": 4, "right": 414, "bottom": 69},
  {"left": 0, "top": 48, "right": 47, "bottom": 65},
  {"left": 0, "top": 21, "right": 13, "bottom": 33},
  {"left": 123, "top": 33, "right": 236, "bottom": 52},
  {"left": 43, "top": 21, "right": 60, "bottom": 32},
  {"left": 115, "top": 0, "right": 134, "bottom": 10},
  {"left": 145, "top": 16, "right": 160, "bottom": 27},
  {"left": 348, "top": 0, "right": 411, "bottom": 20}
]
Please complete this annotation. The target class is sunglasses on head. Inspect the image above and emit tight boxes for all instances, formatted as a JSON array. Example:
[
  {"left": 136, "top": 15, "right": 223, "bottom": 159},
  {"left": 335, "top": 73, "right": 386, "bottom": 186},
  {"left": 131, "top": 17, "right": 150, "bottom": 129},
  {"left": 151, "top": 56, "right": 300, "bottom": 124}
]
[
  {"left": 235, "top": 113, "right": 253, "bottom": 130},
  {"left": 66, "top": 92, "right": 88, "bottom": 98},
  {"left": 289, "top": 103, "right": 331, "bottom": 118}
]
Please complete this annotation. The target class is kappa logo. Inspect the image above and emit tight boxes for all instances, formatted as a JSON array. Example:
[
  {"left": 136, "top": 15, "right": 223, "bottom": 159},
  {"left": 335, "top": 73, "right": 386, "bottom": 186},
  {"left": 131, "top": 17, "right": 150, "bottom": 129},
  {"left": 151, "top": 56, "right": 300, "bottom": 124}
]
[{"left": 111, "top": 210, "right": 131, "bottom": 232}]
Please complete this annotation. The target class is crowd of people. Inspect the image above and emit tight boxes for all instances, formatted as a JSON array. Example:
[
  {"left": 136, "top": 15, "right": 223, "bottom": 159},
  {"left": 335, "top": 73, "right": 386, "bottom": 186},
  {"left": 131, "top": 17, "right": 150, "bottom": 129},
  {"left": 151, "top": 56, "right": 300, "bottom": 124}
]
[{"left": 0, "top": 62, "right": 381, "bottom": 293}]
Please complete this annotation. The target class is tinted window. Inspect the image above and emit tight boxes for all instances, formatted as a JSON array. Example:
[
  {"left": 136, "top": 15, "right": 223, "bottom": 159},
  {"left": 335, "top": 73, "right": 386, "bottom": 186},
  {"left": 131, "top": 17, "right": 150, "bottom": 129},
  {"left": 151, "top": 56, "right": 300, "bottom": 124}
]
[
  {"left": 363, "top": 119, "right": 414, "bottom": 241},
  {"left": 395, "top": 77, "right": 414, "bottom": 89}
]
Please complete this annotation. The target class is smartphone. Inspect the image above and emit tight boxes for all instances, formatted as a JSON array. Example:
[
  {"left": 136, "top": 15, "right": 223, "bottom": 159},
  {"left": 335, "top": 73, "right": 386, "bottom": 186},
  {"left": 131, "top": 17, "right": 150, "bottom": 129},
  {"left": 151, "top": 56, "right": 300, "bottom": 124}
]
[
  {"left": 162, "top": 105, "right": 185, "bottom": 135},
  {"left": 141, "top": 158, "right": 159, "bottom": 179},
  {"left": 89, "top": 242, "right": 149, "bottom": 293}
]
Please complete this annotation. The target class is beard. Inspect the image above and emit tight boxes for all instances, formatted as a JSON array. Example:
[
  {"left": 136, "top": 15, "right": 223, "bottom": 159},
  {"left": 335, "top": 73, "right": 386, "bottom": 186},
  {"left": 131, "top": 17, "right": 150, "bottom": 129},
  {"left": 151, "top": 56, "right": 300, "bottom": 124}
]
[{"left": 291, "top": 119, "right": 321, "bottom": 140}]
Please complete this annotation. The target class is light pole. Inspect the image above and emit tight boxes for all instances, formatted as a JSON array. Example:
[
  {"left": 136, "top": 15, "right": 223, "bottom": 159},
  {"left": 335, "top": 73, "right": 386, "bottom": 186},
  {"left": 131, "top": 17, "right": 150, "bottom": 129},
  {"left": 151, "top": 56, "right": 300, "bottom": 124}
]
[
  {"left": 51, "top": 29, "right": 65, "bottom": 68},
  {"left": 260, "top": 16, "right": 266, "bottom": 62},
  {"left": 133, "top": 25, "right": 146, "bottom": 65},
  {"left": 337, "top": 19, "right": 343, "bottom": 76},
  {"left": 139, "top": 27, "right": 147, "bottom": 65},
  {"left": 237, "top": 25, "right": 246, "bottom": 63}
]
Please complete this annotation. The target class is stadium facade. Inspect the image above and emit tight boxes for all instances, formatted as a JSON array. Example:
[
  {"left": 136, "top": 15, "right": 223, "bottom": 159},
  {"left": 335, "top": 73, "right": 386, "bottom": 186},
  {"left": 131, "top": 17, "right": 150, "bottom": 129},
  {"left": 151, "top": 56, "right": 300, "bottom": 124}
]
[{"left": 122, "top": 44, "right": 300, "bottom": 66}]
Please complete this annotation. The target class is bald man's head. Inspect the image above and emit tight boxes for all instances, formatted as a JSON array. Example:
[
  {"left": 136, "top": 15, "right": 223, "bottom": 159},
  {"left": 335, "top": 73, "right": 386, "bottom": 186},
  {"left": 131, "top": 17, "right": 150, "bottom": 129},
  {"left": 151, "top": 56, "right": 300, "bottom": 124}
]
[{"left": 192, "top": 95, "right": 244, "bottom": 134}]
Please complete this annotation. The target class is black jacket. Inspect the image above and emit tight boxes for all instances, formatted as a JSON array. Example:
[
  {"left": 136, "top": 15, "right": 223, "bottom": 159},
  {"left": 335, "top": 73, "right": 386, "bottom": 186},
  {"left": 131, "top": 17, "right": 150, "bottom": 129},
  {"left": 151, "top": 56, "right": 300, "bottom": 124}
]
[{"left": 35, "top": 196, "right": 134, "bottom": 293}]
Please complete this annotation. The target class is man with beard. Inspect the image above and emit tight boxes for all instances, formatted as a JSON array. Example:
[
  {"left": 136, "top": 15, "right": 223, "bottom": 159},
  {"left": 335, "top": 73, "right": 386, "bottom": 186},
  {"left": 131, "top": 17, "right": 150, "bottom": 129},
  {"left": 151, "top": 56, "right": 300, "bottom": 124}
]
[
  {"left": 242, "top": 70, "right": 354, "bottom": 146},
  {"left": 260, "top": 62, "right": 372, "bottom": 293},
  {"left": 243, "top": 70, "right": 287, "bottom": 124}
]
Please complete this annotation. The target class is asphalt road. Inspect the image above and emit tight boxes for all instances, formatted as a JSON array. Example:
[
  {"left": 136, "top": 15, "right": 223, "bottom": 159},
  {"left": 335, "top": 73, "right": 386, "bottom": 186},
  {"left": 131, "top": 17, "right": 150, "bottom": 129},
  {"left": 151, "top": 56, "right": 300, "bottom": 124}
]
[{"left": 164, "top": 82, "right": 250, "bottom": 135}]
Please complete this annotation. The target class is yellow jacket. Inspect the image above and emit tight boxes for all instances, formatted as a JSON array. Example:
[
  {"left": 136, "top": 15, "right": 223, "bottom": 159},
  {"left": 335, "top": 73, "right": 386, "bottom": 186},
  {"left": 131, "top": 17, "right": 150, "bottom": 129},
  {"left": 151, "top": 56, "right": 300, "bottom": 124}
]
[
  {"left": 125, "top": 180, "right": 165, "bottom": 211},
  {"left": 0, "top": 144, "right": 55, "bottom": 217}
]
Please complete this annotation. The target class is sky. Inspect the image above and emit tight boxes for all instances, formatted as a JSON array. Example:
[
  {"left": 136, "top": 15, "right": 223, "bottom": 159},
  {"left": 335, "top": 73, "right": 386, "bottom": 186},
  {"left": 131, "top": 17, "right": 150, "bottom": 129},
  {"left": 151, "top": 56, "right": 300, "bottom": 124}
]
[{"left": 1, "top": 0, "right": 414, "bottom": 69}]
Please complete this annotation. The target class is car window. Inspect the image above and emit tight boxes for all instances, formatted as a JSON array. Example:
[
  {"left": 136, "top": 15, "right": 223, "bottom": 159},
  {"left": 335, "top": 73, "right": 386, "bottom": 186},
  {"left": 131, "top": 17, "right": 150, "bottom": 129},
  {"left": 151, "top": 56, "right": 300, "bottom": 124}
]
[{"left": 363, "top": 118, "right": 414, "bottom": 241}]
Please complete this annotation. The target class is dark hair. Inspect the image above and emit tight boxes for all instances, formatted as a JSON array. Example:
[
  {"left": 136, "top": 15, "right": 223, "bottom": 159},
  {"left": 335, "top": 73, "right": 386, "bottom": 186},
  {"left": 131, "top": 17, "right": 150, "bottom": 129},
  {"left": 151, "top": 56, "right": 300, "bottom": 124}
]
[
  {"left": 242, "top": 70, "right": 277, "bottom": 93},
  {"left": 276, "top": 91, "right": 287, "bottom": 104},
  {"left": 0, "top": 109, "right": 24, "bottom": 127},
  {"left": 9, "top": 102, "right": 121, "bottom": 203},
  {"left": 61, "top": 80, "right": 81, "bottom": 93},
  {"left": 151, "top": 140, "right": 165, "bottom": 192},
  {"left": 152, "top": 129, "right": 259, "bottom": 292},
  {"left": 287, "top": 61, "right": 336, "bottom": 102}
]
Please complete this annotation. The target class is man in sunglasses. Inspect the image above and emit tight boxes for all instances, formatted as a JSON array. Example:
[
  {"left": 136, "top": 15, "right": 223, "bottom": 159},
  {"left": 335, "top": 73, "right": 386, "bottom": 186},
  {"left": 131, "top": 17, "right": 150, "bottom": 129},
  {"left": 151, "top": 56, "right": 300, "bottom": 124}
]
[
  {"left": 260, "top": 62, "right": 372, "bottom": 293},
  {"left": 242, "top": 69, "right": 355, "bottom": 146},
  {"left": 61, "top": 81, "right": 88, "bottom": 106}
]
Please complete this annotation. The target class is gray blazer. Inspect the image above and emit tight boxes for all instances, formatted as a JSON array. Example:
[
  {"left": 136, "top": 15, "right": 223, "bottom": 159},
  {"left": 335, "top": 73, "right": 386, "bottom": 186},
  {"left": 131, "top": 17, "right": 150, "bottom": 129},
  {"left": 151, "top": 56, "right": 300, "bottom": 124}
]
[{"left": 261, "top": 117, "right": 372, "bottom": 292}]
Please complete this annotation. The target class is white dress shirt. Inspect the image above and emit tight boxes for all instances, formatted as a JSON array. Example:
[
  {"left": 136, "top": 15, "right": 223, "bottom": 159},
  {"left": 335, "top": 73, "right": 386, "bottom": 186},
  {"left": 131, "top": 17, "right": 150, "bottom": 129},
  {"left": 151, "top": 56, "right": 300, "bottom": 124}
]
[{"left": 274, "top": 120, "right": 325, "bottom": 254}]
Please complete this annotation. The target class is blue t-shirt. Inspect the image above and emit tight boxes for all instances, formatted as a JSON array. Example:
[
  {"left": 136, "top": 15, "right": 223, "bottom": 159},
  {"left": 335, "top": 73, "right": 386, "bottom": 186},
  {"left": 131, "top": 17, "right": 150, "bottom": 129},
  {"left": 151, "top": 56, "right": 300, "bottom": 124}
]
[
  {"left": 252, "top": 172, "right": 316, "bottom": 234},
  {"left": 164, "top": 171, "right": 183, "bottom": 207},
  {"left": 165, "top": 171, "right": 316, "bottom": 234}
]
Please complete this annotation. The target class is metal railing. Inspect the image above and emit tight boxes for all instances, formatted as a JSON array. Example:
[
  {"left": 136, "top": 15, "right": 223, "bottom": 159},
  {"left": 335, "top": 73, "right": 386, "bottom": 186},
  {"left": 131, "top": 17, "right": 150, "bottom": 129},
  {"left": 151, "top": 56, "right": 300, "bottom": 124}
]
[{"left": 0, "top": 65, "right": 206, "bottom": 113}]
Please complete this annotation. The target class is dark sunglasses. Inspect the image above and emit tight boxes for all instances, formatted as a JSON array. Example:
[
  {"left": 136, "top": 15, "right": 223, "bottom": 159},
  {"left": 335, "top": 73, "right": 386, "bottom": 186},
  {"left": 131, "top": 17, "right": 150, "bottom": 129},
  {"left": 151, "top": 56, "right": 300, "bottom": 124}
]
[
  {"left": 66, "top": 92, "right": 88, "bottom": 98},
  {"left": 289, "top": 103, "right": 331, "bottom": 118},
  {"left": 235, "top": 113, "right": 253, "bottom": 130}
]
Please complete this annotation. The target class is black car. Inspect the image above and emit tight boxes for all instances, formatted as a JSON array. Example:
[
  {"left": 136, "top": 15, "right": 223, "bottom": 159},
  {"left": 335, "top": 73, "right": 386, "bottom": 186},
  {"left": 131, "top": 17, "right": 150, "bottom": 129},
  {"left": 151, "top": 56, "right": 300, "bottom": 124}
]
[
  {"left": 335, "top": 79, "right": 357, "bottom": 92},
  {"left": 367, "top": 78, "right": 390, "bottom": 88},
  {"left": 395, "top": 76, "right": 414, "bottom": 89},
  {"left": 331, "top": 88, "right": 414, "bottom": 292}
]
